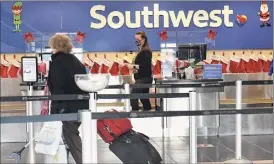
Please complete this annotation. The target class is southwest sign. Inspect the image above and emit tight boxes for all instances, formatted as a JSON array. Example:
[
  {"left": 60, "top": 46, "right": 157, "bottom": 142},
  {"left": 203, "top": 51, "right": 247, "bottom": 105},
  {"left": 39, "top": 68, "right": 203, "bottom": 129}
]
[{"left": 90, "top": 4, "right": 234, "bottom": 29}]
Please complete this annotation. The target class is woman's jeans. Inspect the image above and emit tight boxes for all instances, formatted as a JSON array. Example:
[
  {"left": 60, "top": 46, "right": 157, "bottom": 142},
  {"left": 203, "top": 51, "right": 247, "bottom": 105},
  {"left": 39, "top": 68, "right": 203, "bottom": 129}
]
[
  {"left": 52, "top": 109, "right": 82, "bottom": 164},
  {"left": 130, "top": 78, "right": 153, "bottom": 111},
  {"left": 62, "top": 121, "right": 82, "bottom": 164}
]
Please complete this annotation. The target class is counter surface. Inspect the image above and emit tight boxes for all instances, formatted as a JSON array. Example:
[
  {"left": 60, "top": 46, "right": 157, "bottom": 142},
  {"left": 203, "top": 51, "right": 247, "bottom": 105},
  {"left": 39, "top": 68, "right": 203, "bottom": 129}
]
[
  {"left": 155, "top": 78, "right": 223, "bottom": 83},
  {"left": 155, "top": 78, "right": 224, "bottom": 93}
]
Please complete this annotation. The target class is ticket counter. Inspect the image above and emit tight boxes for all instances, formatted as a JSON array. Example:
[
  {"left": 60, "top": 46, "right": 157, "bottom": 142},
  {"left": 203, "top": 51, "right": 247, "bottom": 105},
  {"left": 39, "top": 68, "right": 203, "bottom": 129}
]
[{"left": 155, "top": 79, "right": 223, "bottom": 137}]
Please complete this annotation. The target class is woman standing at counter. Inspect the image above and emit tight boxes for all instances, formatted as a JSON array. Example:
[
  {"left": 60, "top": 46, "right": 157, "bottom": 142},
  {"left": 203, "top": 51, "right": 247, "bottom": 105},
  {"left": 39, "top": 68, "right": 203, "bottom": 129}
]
[
  {"left": 127, "top": 31, "right": 153, "bottom": 111},
  {"left": 47, "top": 34, "right": 88, "bottom": 164}
]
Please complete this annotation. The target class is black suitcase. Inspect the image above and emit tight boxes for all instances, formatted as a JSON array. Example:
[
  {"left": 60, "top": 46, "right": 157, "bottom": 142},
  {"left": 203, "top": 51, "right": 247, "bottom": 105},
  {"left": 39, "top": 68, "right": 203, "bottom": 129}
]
[{"left": 109, "top": 130, "right": 162, "bottom": 164}]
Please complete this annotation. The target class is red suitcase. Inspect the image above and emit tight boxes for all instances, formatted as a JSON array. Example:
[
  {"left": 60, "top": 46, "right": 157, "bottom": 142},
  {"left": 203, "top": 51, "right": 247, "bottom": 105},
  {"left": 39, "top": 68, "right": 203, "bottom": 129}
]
[{"left": 97, "top": 110, "right": 133, "bottom": 143}]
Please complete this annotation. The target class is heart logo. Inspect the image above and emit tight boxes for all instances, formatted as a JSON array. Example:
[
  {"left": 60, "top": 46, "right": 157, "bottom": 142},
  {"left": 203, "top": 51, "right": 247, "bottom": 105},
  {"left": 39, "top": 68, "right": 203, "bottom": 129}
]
[{"left": 236, "top": 15, "right": 247, "bottom": 27}]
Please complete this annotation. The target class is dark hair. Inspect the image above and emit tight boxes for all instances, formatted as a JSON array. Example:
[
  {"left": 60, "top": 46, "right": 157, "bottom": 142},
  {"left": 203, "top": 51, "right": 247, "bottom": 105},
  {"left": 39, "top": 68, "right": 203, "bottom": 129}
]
[{"left": 135, "top": 31, "right": 151, "bottom": 53}]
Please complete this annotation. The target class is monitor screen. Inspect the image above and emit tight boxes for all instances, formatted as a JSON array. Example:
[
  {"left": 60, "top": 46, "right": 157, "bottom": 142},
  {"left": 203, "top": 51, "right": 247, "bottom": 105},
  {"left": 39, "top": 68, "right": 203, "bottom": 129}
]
[
  {"left": 176, "top": 44, "right": 207, "bottom": 64},
  {"left": 39, "top": 53, "right": 52, "bottom": 61}
]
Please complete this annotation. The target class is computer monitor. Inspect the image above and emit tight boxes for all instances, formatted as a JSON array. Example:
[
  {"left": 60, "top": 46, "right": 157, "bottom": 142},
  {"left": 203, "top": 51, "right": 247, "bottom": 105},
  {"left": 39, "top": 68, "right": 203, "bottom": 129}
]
[
  {"left": 39, "top": 53, "right": 52, "bottom": 61},
  {"left": 176, "top": 43, "right": 207, "bottom": 64}
]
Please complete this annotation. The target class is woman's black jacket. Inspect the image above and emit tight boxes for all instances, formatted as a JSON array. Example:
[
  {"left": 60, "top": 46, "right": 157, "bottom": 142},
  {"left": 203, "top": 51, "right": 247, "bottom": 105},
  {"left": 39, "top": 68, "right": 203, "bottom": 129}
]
[{"left": 47, "top": 52, "right": 89, "bottom": 114}]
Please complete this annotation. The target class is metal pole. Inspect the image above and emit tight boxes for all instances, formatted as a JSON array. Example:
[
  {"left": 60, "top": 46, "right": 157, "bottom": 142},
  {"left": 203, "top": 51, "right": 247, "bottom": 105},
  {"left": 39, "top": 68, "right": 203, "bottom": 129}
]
[
  {"left": 235, "top": 80, "right": 242, "bottom": 159},
  {"left": 89, "top": 92, "right": 98, "bottom": 163},
  {"left": 161, "top": 96, "right": 168, "bottom": 143},
  {"left": 27, "top": 85, "right": 35, "bottom": 164},
  {"left": 80, "top": 110, "right": 93, "bottom": 164},
  {"left": 124, "top": 83, "right": 131, "bottom": 112},
  {"left": 189, "top": 91, "right": 197, "bottom": 164},
  {"left": 225, "top": 80, "right": 252, "bottom": 164}
]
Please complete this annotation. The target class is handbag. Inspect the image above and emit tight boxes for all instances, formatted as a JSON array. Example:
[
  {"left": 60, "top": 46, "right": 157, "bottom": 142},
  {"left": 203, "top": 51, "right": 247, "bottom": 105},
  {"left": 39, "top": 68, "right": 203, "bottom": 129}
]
[
  {"left": 41, "top": 82, "right": 50, "bottom": 115},
  {"left": 97, "top": 109, "right": 133, "bottom": 143},
  {"left": 35, "top": 121, "right": 63, "bottom": 156}
]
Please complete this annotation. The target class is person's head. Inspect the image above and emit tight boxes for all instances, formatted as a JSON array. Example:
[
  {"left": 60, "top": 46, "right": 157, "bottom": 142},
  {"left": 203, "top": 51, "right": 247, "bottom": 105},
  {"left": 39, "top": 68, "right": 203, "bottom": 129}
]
[
  {"left": 135, "top": 31, "right": 151, "bottom": 52},
  {"left": 12, "top": 2, "right": 22, "bottom": 15},
  {"left": 49, "top": 34, "right": 73, "bottom": 54}
]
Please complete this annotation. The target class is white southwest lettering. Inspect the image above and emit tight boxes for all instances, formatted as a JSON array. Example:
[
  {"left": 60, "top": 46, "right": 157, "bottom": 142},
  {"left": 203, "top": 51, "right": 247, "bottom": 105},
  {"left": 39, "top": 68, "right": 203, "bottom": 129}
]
[
  {"left": 90, "top": 5, "right": 107, "bottom": 29},
  {"left": 169, "top": 10, "right": 194, "bottom": 27},
  {"left": 142, "top": 6, "right": 153, "bottom": 28},
  {"left": 90, "top": 4, "right": 233, "bottom": 29},
  {"left": 125, "top": 11, "right": 141, "bottom": 28},
  {"left": 107, "top": 11, "right": 124, "bottom": 29}
]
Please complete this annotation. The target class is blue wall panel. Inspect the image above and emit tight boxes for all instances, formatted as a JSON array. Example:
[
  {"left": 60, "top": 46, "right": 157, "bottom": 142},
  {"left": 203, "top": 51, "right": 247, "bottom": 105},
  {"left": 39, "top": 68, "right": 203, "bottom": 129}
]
[{"left": 0, "top": 1, "right": 273, "bottom": 53}]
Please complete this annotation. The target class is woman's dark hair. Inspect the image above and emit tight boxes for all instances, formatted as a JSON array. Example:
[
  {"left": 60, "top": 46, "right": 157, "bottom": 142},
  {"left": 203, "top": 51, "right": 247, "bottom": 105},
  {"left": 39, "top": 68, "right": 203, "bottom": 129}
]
[{"left": 135, "top": 31, "right": 151, "bottom": 53}]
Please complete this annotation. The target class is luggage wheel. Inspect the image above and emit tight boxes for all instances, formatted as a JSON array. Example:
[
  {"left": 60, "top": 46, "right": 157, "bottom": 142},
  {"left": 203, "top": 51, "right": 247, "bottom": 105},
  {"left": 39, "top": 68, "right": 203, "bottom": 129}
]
[{"left": 125, "top": 139, "right": 131, "bottom": 143}]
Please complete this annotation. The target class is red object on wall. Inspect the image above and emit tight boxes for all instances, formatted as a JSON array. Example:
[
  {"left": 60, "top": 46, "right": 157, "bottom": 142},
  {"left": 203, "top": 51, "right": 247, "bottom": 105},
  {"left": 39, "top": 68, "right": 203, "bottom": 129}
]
[
  {"left": 8, "top": 65, "right": 19, "bottom": 78},
  {"left": 100, "top": 64, "right": 109, "bottom": 74},
  {"left": 254, "top": 52, "right": 264, "bottom": 72},
  {"left": 24, "top": 32, "right": 35, "bottom": 43},
  {"left": 237, "top": 59, "right": 247, "bottom": 73},
  {"left": 249, "top": 59, "right": 257, "bottom": 73},
  {"left": 221, "top": 62, "right": 228, "bottom": 73},
  {"left": 0, "top": 55, "right": 10, "bottom": 78},
  {"left": 237, "top": 15, "right": 247, "bottom": 24},
  {"left": 109, "top": 62, "right": 120, "bottom": 76},
  {"left": 210, "top": 52, "right": 219, "bottom": 64},
  {"left": 90, "top": 62, "right": 100, "bottom": 74},
  {"left": 90, "top": 54, "right": 101, "bottom": 74},
  {"left": 158, "top": 29, "right": 168, "bottom": 41},
  {"left": 220, "top": 55, "right": 229, "bottom": 73},
  {"left": 153, "top": 60, "right": 162, "bottom": 75},
  {"left": 0, "top": 64, "right": 9, "bottom": 78},
  {"left": 263, "top": 60, "right": 271, "bottom": 72},
  {"left": 120, "top": 60, "right": 130, "bottom": 75},
  {"left": 109, "top": 55, "right": 120, "bottom": 76},
  {"left": 240, "top": 52, "right": 253, "bottom": 73},
  {"left": 100, "top": 55, "right": 110, "bottom": 74},
  {"left": 220, "top": 52, "right": 229, "bottom": 73},
  {"left": 229, "top": 57, "right": 240, "bottom": 73},
  {"left": 207, "top": 30, "right": 217, "bottom": 40},
  {"left": 245, "top": 61, "right": 253, "bottom": 73},
  {"left": 8, "top": 55, "right": 21, "bottom": 78},
  {"left": 249, "top": 54, "right": 259, "bottom": 73},
  {"left": 256, "top": 59, "right": 264, "bottom": 72},
  {"left": 75, "top": 31, "right": 86, "bottom": 43}
]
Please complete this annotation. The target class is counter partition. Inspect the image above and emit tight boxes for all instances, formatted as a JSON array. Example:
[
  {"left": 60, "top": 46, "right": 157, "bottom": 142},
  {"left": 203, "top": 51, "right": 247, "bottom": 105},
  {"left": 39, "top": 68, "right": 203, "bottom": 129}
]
[{"left": 154, "top": 78, "right": 223, "bottom": 137}]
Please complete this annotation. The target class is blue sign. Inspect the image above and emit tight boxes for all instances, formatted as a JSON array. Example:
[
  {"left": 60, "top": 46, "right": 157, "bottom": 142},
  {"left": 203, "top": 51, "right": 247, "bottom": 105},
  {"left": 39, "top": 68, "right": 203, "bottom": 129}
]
[
  {"left": 203, "top": 64, "right": 222, "bottom": 79},
  {"left": 0, "top": 1, "right": 273, "bottom": 53}
]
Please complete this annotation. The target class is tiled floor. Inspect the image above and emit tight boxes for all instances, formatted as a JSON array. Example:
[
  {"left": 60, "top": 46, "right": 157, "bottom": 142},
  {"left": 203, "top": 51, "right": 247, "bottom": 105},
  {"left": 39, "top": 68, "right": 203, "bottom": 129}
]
[{"left": 1, "top": 135, "right": 273, "bottom": 163}]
